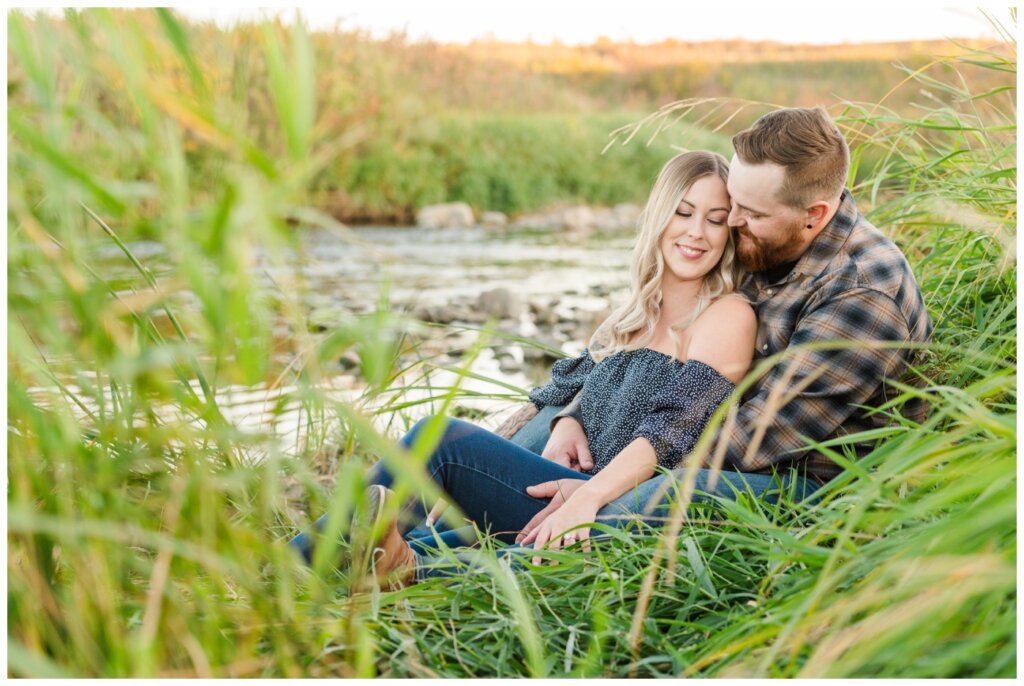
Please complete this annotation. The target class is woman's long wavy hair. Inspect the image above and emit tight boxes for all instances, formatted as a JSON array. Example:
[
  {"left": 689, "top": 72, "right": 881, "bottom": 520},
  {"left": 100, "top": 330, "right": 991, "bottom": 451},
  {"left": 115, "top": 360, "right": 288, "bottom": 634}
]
[{"left": 589, "top": 151, "right": 741, "bottom": 362}]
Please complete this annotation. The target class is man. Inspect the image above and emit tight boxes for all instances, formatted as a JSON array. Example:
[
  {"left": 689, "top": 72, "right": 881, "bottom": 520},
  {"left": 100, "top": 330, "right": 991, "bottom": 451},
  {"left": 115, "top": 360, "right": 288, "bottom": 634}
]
[{"left": 517, "top": 105, "right": 932, "bottom": 533}]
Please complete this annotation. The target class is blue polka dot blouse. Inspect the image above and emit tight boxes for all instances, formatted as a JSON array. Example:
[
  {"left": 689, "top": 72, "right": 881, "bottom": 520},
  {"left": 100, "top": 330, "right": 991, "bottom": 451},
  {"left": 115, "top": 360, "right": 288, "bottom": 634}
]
[{"left": 529, "top": 348, "right": 736, "bottom": 473}]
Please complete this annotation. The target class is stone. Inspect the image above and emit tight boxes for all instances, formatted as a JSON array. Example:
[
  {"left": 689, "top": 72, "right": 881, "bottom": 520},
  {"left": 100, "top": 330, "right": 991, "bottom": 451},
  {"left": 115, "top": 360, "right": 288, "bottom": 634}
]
[
  {"left": 522, "top": 336, "right": 564, "bottom": 363},
  {"left": 589, "top": 203, "right": 641, "bottom": 231},
  {"left": 478, "top": 287, "right": 522, "bottom": 320},
  {"left": 562, "top": 205, "right": 595, "bottom": 233},
  {"left": 498, "top": 359, "right": 524, "bottom": 373},
  {"left": 415, "top": 202, "right": 475, "bottom": 230},
  {"left": 509, "top": 203, "right": 639, "bottom": 233},
  {"left": 481, "top": 211, "right": 508, "bottom": 230},
  {"left": 413, "top": 304, "right": 465, "bottom": 324},
  {"left": 339, "top": 351, "right": 361, "bottom": 371},
  {"left": 495, "top": 345, "right": 525, "bottom": 373},
  {"left": 528, "top": 298, "right": 560, "bottom": 327},
  {"left": 613, "top": 202, "right": 641, "bottom": 228},
  {"left": 510, "top": 212, "right": 552, "bottom": 230}
]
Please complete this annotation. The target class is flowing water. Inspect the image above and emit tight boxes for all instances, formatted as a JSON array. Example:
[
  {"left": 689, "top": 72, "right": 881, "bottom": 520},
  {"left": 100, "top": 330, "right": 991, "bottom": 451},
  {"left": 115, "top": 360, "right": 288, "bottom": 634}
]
[{"left": 81, "top": 224, "right": 636, "bottom": 458}]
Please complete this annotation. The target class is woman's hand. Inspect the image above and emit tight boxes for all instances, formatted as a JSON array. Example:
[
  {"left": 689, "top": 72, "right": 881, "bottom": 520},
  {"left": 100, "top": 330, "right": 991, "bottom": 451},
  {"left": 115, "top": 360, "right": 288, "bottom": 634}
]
[
  {"left": 515, "top": 478, "right": 587, "bottom": 543},
  {"left": 521, "top": 490, "right": 601, "bottom": 565},
  {"left": 541, "top": 417, "right": 593, "bottom": 471}
]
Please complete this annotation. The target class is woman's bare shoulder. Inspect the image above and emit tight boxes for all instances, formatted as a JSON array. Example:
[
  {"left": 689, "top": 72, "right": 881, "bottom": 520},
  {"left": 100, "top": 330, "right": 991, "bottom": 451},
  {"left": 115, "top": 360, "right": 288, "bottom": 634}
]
[
  {"left": 698, "top": 294, "right": 756, "bottom": 328},
  {"left": 686, "top": 294, "right": 756, "bottom": 383}
]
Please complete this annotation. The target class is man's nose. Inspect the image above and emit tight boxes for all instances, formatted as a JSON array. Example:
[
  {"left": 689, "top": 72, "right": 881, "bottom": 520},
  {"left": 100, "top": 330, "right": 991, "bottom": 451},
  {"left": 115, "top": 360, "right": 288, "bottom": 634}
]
[{"left": 728, "top": 205, "right": 744, "bottom": 228}]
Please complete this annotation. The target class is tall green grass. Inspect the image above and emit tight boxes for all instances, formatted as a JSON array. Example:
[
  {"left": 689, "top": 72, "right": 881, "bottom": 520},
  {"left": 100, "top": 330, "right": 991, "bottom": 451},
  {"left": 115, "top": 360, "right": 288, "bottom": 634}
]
[
  {"left": 319, "top": 111, "right": 701, "bottom": 222},
  {"left": 8, "top": 8, "right": 1015, "bottom": 678}
]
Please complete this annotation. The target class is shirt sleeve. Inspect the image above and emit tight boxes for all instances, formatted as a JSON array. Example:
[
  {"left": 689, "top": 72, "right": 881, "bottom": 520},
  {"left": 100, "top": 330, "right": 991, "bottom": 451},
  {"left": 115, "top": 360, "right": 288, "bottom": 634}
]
[
  {"left": 549, "top": 392, "right": 584, "bottom": 432},
  {"left": 721, "top": 288, "right": 914, "bottom": 471},
  {"left": 633, "top": 359, "right": 737, "bottom": 470},
  {"left": 528, "top": 349, "right": 595, "bottom": 409}
]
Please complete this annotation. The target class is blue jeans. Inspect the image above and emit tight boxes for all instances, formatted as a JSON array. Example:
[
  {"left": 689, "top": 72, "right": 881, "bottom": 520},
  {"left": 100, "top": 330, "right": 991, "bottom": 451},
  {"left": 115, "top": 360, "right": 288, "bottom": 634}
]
[{"left": 290, "top": 410, "right": 820, "bottom": 580}]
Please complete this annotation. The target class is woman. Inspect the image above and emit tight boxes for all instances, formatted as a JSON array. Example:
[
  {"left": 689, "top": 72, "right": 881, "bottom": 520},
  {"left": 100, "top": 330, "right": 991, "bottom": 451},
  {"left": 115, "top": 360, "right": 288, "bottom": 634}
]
[{"left": 291, "top": 150, "right": 756, "bottom": 587}]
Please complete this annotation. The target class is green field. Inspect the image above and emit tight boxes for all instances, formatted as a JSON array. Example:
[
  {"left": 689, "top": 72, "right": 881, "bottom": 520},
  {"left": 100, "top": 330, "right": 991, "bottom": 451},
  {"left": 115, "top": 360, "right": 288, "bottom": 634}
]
[{"left": 7, "top": 9, "right": 1016, "bottom": 677}]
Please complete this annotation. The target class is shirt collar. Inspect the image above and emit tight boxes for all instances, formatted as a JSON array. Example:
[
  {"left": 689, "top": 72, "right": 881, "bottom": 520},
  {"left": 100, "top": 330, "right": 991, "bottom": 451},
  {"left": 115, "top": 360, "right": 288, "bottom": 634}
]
[{"left": 790, "top": 188, "right": 859, "bottom": 280}]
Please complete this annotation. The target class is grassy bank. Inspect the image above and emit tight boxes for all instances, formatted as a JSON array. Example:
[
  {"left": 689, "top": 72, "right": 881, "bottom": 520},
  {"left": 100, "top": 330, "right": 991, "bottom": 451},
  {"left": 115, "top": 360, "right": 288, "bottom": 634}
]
[
  {"left": 7, "top": 8, "right": 1016, "bottom": 678},
  {"left": 313, "top": 111, "right": 707, "bottom": 223},
  {"left": 8, "top": 10, "right": 1009, "bottom": 230}
]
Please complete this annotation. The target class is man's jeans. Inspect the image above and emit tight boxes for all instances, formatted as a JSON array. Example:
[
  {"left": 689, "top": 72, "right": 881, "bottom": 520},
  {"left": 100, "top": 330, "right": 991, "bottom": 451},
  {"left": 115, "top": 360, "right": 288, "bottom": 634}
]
[{"left": 289, "top": 407, "right": 820, "bottom": 580}]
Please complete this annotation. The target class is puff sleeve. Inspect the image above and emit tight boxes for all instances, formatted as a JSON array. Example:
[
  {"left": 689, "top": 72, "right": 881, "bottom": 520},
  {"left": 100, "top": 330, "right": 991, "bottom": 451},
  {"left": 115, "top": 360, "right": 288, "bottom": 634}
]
[
  {"left": 633, "top": 359, "right": 736, "bottom": 469},
  {"left": 528, "top": 349, "right": 596, "bottom": 409}
]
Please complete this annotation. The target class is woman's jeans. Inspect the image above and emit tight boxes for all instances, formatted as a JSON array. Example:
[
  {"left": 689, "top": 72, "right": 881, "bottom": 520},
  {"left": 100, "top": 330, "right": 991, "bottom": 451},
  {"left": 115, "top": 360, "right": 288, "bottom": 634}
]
[{"left": 289, "top": 412, "right": 821, "bottom": 581}]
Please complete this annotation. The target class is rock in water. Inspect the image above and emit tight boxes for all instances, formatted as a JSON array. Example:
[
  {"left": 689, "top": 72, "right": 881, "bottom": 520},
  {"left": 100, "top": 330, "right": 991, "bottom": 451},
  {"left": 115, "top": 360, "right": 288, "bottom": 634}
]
[
  {"left": 478, "top": 287, "right": 523, "bottom": 320},
  {"left": 562, "top": 205, "right": 595, "bottom": 233},
  {"left": 522, "top": 336, "right": 564, "bottom": 362},
  {"left": 415, "top": 202, "right": 475, "bottom": 229},
  {"left": 481, "top": 211, "right": 509, "bottom": 230},
  {"left": 612, "top": 203, "right": 641, "bottom": 229}
]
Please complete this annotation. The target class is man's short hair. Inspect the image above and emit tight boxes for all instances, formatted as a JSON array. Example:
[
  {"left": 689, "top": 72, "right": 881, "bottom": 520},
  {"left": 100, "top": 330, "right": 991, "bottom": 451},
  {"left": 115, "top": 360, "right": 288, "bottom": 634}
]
[{"left": 732, "top": 106, "right": 850, "bottom": 209}]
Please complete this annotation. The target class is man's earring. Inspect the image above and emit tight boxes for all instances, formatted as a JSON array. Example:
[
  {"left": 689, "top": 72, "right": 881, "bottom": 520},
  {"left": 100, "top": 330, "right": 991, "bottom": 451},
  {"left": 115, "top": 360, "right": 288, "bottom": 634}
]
[{"left": 806, "top": 224, "right": 813, "bottom": 229}]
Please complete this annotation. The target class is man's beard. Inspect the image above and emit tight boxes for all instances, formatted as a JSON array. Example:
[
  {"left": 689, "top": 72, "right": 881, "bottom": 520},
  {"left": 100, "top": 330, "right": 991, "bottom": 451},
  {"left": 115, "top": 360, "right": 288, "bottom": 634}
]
[{"left": 734, "top": 223, "right": 803, "bottom": 272}]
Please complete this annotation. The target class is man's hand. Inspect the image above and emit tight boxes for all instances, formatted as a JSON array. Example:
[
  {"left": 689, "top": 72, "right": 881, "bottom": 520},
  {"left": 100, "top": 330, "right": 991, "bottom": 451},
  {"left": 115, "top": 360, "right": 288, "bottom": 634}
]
[
  {"left": 515, "top": 478, "right": 587, "bottom": 543},
  {"left": 541, "top": 417, "right": 594, "bottom": 471}
]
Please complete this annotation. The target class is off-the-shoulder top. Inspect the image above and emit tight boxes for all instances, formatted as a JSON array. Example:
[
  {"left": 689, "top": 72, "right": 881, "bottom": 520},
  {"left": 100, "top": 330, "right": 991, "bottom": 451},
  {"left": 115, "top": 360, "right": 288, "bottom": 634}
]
[{"left": 528, "top": 348, "right": 736, "bottom": 473}]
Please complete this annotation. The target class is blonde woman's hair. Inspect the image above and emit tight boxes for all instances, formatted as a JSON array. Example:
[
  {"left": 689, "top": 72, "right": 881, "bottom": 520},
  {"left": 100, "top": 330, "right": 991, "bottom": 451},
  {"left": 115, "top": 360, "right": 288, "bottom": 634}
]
[{"left": 589, "top": 150, "right": 741, "bottom": 362}]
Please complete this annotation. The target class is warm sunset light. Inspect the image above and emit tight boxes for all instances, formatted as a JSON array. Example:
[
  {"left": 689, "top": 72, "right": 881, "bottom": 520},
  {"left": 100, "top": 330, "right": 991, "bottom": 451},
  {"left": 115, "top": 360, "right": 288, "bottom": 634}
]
[{"left": 176, "top": 2, "right": 1008, "bottom": 44}]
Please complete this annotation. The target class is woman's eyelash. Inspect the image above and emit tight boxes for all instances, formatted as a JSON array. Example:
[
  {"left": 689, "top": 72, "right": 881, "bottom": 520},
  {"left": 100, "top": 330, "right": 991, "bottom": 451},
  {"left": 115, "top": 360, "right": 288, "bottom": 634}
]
[{"left": 677, "top": 210, "right": 726, "bottom": 226}]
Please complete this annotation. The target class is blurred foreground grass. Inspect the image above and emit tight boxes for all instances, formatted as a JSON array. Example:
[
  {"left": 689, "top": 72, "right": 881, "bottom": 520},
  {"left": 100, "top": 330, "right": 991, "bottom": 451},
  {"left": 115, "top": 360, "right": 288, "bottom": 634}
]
[{"left": 7, "top": 9, "right": 1016, "bottom": 678}]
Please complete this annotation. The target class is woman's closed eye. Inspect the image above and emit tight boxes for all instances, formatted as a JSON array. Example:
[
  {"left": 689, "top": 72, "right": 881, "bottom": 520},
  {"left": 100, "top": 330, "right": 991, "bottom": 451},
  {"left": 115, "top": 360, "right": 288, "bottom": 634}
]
[{"left": 676, "top": 207, "right": 727, "bottom": 226}]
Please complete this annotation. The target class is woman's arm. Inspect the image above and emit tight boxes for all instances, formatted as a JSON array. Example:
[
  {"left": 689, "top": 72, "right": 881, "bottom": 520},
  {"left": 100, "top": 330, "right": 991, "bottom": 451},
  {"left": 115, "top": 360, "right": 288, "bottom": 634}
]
[
  {"left": 520, "top": 437, "right": 656, "bottom": 561},
  {"left": 564, "top": 436, "right": 657, "bottom": 506}
]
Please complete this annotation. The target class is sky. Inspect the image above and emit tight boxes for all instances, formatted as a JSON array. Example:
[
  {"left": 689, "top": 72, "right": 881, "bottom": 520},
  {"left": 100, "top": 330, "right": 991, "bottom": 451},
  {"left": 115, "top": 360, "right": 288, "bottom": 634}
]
[{"left": 167, "top": 2, "right": 1014, "bottom": 45}]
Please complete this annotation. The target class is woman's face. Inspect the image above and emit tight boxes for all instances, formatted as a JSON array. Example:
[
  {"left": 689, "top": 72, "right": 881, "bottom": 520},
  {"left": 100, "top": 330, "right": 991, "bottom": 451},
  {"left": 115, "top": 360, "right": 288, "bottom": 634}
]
[{"left": 658, "top": 174, "right": 731, "bottom": 285}]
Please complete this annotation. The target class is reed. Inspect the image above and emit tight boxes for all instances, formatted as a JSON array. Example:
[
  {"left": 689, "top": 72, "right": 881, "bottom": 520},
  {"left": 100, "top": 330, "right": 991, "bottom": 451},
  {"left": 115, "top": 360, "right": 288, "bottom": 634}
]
[{"left": 7, "top": 8, "right": 1015, "bottom": 677}]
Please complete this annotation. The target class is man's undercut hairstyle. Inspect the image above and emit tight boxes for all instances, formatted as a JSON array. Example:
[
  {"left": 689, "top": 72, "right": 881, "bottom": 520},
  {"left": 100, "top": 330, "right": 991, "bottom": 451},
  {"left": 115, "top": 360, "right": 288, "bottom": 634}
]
[{"left": 732, "top": 106, "right": 850, "bottom": 210}]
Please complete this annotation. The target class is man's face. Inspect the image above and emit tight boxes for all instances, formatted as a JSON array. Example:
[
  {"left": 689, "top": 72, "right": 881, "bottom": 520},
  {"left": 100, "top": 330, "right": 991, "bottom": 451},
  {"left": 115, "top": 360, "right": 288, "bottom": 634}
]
[{"left": 726, "top": 155, "right": 808, "bottom": 272}]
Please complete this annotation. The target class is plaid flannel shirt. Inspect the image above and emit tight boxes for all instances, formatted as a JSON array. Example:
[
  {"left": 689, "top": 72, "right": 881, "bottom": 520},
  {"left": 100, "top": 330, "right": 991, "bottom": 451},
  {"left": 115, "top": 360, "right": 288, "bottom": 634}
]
[
  {"left": 722, "top": 189, "right": 932, "bottom": 483},
  {"left": 553, "top": 189, "right": 932, "bottom": 484}
]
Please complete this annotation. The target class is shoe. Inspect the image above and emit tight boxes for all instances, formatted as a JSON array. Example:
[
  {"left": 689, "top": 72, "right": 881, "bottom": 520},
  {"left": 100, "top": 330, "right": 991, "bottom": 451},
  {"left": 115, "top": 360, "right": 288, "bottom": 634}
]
[{"left": 359, "top": 485, "right": 417, "bottom": 590}]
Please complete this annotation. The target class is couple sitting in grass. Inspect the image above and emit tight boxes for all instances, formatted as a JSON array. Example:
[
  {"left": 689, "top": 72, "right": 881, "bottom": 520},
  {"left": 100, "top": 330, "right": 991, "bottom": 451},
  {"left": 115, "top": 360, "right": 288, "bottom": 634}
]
[{"left": 290, "top": 106, "right": 932, "bottom": 588}]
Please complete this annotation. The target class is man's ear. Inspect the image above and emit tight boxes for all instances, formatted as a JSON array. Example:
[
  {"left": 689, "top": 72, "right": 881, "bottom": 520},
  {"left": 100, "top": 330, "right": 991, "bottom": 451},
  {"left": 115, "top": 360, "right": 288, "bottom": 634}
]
[{"left": 805, "top": 201, "right": 831, "bottom": 228}]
